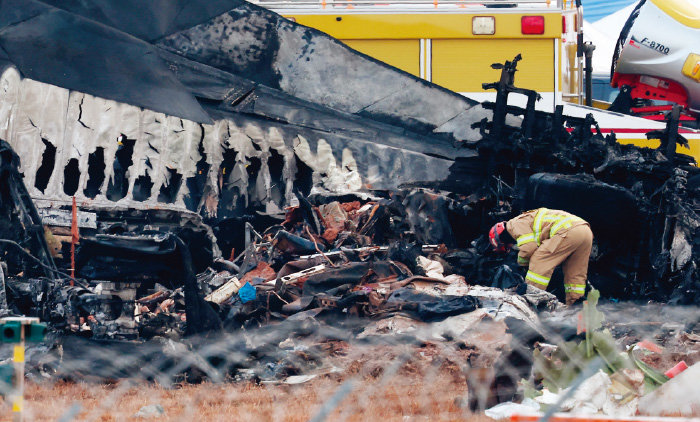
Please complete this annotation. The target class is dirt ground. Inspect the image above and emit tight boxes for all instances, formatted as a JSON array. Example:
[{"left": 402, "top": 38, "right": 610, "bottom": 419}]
[
  {"left": 0, "top": 375, "right": 493, "bottom": 421},
  {"left": 2, "top": 305, "right": 695, "bottom": 421},
  {"left": 0, "top": 317, "right": 508, "bottom": 421}
]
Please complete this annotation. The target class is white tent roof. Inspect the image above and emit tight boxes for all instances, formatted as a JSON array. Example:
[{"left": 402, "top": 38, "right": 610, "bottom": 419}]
[
  {"left": 582, "top": 0, "right": 638, "bottom": 22},
  {"left": 593, "top": 4, "right": 637, "bottom": 39},
  {"left": 584, "top": 4, "right": 637, "bottom": 76},
  {"left": 583, "top": 21, "right": 616, "bottom": 76}
]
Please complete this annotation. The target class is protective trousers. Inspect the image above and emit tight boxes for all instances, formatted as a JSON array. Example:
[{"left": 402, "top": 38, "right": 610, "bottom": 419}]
[{"left": 525, "top": 224, "right": 593, "bottom": 305}]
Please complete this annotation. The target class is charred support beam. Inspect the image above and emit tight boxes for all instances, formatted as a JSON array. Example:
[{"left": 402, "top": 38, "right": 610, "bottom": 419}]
[
  {"left": 645, "top": 105, "right": 689, "bottom": 166},
  {"left": 608, "top": 85, "right": 634, "bottom": 114},
  {"left": 0, "top": 140, "right": 58, "bottom": 279},
  {"left": 174, "top": 235, "right": 222, "bottom": 336},
  {"left": 551, "top": 105, "right": 564, "bottom": 146},
  {"left": 665, "top": 106, "right": 681, "bottom": 162},
  {"left": 480, "top": 55, "right": 542, "bottom": 144},
  {"left": 482, "top": 56, "right": 520, "bottom": 143}
]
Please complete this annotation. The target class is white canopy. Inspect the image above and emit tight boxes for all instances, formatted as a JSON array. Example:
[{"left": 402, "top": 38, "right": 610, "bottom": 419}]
[{"left": 583, "top": 4, "right": 637, "bottom": 76}]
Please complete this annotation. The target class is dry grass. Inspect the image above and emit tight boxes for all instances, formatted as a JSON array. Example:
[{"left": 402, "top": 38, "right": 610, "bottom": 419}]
[
  {"left": 0, "top": 375, "right": 493, "bottom": 421},
  {"left": 0, "top": 327, "right": 505, "bottom": 421}
]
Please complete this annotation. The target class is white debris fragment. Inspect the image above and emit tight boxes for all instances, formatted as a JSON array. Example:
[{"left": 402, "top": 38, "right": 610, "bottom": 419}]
[
  {"left": 134, "top": 404, "right": 165, "bottom": 418},
  {"left": 485, "top": 398, "right": 540, "bottom": 420},
  {"left": 638, "top": 362, "right": 700, "bottom": 417}
]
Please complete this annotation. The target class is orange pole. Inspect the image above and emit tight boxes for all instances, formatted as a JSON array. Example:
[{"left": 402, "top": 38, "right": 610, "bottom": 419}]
[{"left": 70, "top": 196, "right": 78, "bottom": 285}]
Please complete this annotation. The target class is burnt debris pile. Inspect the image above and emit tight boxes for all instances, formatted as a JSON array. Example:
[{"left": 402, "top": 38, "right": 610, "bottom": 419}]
[
  {"left": 451, "top": 55, "right": 700, "bottom": 304},
  {"left": 0, "top": 58, "right": 697, "bottom": 414},
  {"left": 0, "top": 56, "right": 698, "bottom": 335}
]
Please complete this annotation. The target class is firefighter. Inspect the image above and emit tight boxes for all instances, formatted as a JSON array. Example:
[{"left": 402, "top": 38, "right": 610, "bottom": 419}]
[{"left": 488, "top": 208, "right": 593, "bottom": 305}]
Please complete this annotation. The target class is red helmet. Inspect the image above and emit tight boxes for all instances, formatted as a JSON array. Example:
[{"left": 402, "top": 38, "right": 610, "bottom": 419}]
[{"left": 489, "top": 222, "right": 508, "bottom": 252}]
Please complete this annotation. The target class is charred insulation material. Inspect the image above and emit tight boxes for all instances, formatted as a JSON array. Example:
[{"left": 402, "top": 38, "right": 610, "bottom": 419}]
[
  {"left": 71, "top": 207, "right": 221, "bottom": 274},
  {"left": 0, "top": 138, "right": 221, "bottom": 337}
]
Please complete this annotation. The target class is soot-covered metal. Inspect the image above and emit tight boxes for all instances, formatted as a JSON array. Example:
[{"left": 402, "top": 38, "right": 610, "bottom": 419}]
[
  {"left": 0, "top": 54, "right": 697, "bottom": 339},
  {"left": 0, "top": 46, "right": 696, "bottom": 416},
  {"left": 0, "top": 0, "right": 489, "bottom": 225},
  {"left": 0, "top": 3, "right": 696, "bottom": 408}
]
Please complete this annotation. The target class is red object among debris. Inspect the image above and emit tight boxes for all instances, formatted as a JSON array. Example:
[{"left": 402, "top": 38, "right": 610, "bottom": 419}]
[
  {"left": 576, "top": 309, "right": 585, "bottom": 334},
  {"left": 629, "top": 105, "right": 696, "bottom": 121},
  {"left": 340, "top": 201, "right": 362, "bottom": 213},
  {"left": 611, "top": 73, "right": 697, "bottom": 121},
  {"left": 636, "top": 339, "right": 664, "bottom": 354},
  {"left": 239, "top": 261, "right": 277, "bottom": 285},
  {"left": 664, "top": 361, "right": 688, "bottom": 378},
  {"left": 321, "top": 228, "right": 341, "bottom": 243}
]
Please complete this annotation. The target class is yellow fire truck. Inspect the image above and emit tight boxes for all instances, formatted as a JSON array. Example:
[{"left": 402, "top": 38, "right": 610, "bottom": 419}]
[
  {"left": 258, "top": 0, "right": 700, "bottom": 160},
  {"left": 262, "top": 0, "right": 582, "bottom": 107}
]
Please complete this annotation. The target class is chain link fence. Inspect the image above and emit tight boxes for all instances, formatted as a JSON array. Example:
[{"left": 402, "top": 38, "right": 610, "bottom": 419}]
[{"left": 0, "top": 284, "right": 697, "bottom": 421}]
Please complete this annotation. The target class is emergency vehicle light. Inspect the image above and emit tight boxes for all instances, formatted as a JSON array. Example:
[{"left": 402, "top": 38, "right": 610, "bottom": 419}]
[
  {"left": 521, "top": 16, "right": 544, "bottom": 35},
  {"left": 472, "top": 16, "right": 495, "bottom": 35}
]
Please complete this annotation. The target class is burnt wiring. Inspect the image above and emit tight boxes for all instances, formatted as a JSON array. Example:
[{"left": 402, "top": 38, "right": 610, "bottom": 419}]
[{"left": 0, "top": 239, "right": 88, "bottom": 288}]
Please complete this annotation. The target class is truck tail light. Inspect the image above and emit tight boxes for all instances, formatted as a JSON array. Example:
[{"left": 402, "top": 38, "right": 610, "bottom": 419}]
[
  {"left": 522, "top": 16, "right": 544, "bottom": 35},
  {"left": 562, "top": 16, "right": 566, "bottom": 33}
]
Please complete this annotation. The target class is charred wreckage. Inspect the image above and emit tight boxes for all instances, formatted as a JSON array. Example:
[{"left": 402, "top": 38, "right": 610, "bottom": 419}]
[{"left": 0, "top": 0, "right": 697, "bottom": 403}]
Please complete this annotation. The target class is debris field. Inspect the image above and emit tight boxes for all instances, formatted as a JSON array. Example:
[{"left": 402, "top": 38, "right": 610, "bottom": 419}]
[{"left": 0, "top": 1, "right": 698, "bottom": 419}]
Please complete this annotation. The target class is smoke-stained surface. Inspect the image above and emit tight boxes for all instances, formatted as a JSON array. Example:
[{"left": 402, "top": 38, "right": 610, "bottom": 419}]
[
  {"left": 2, "top": 0, "right": 485, "bottom": 141},
  {"left": 0, "top": 71, "right": 463, "bottom": 217},
  {"left": 0, "top": 0, "right": 493, "bottom": 220},
  {"left": 0, "top": 3, "right": 697, "bottom": 419}
]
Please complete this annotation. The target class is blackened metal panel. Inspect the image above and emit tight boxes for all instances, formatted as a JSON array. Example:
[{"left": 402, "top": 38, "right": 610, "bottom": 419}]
[
  {"left": 156, "top": 48, "right": 256, "bottom": 102},
  {"left": 0, "top": 0, "right": 212, "bottom": 123},
  {"left": 38, "top": 0, "right": 245, "bottom": 42}
]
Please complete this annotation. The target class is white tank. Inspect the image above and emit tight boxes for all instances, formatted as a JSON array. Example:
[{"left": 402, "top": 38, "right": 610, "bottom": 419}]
[{"left": 612, "top": 0, "right": 700, "bottom": 113}]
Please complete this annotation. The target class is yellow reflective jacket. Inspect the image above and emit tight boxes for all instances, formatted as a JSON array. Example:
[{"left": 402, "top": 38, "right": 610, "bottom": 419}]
[{"left": 505, "top": 208, "right": 588, "bottom": 266}]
